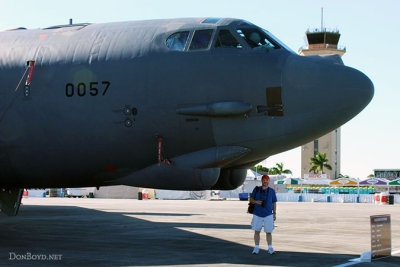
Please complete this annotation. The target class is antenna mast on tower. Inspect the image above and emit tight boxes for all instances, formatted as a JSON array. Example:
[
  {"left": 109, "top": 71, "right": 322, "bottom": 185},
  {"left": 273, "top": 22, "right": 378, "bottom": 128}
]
[{"left": 321, "top": 7, "right": 324, "bottom": 31}]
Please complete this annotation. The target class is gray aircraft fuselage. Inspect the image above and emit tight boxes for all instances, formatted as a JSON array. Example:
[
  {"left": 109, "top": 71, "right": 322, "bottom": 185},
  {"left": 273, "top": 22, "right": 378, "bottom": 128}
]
[{"left": 0, "top": 18, "right": 373, "bottom": 196}]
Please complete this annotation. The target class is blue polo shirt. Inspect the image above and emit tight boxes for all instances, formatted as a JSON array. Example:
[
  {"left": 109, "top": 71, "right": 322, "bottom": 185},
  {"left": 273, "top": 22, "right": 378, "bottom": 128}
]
[{"left": 251, "top": 186, "right": 277, "bottom": 218}]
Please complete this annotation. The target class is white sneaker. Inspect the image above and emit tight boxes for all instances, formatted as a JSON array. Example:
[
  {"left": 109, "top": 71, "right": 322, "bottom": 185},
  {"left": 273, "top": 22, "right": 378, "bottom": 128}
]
[
  {"left": 252, "top": 247, "right": 260, "bottom": 254},
  {"left": 268, "top": 247, "right": 275, "bottom": 254}
]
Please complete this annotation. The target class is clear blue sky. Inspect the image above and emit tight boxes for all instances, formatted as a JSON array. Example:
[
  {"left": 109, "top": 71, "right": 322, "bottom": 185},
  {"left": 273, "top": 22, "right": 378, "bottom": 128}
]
[{"left": 1, "top": 0, "right": 399, "bottom": 178}]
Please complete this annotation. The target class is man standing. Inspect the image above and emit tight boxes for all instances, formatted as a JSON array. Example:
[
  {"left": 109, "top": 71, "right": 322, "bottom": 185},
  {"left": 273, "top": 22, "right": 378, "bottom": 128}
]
[{"left": 250, "top": 175, "right": 277, "bottom": 255}]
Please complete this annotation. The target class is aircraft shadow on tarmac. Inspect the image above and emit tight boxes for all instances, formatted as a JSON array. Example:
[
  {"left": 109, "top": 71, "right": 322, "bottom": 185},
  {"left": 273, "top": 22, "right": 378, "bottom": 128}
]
[{"left": 1, "top": 205, "right": 399, "bottom": 267}]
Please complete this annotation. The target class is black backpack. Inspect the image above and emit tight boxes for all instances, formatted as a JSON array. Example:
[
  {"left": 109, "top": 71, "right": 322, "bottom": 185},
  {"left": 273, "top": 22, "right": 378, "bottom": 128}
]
[{"left": 247, "top": 186, "right": 260, "bottom": 214}]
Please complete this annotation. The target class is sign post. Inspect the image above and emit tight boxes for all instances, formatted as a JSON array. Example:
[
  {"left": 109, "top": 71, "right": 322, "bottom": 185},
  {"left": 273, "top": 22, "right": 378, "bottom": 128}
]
[{"left": 370, "top": 214, "right": 391, "bottom": 259}]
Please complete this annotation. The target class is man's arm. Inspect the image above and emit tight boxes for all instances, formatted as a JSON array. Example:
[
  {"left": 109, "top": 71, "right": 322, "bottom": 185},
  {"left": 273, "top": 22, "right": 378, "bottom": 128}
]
[
  {"left": 250, "top": 197, "right": 262, "bottom": 205},
  {"left": 273, "top": 202, "right": 277, "bottom": 221},
  {"left": 250, "top": 188, "right": 262, "bottom": 205}
]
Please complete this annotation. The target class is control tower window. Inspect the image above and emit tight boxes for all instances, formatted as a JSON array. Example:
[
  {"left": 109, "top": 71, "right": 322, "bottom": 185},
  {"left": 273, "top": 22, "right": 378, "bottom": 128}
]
[
  {"left": 189, "top": 29, "right": 213, "bottom": 50},
  {"left": 166, "top": 31, "right": 189, "bottom": 51},
  {"left": 215, "top": 30, "right": 242, "bottom": 49},
  {"left": 236, "top": 28, "right": 279, "bottom": 50}
]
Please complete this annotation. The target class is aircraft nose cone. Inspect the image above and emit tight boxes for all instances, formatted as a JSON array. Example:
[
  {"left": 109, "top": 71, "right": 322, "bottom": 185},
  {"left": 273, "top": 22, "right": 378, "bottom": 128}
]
[
  {"left": 283, "top": 55, "right": 374, "bottom": 123},
  {"left": 345, "top": 67, "right": 374, "bottom": 109}
]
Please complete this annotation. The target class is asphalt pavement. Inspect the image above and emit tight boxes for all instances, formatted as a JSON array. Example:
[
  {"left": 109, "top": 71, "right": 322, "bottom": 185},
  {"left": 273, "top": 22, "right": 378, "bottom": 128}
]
[{"left": 0, "top": 198, "right": 399, "bottom": 267}]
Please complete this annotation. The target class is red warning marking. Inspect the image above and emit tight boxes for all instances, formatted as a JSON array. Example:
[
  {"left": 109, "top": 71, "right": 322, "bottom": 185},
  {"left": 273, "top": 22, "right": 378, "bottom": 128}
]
[
  {"left": 105, "top": 165, "right": 116, "bottom": 172},
  {"left": 25, "top": 61, "right": 35, "bottom": 86}
]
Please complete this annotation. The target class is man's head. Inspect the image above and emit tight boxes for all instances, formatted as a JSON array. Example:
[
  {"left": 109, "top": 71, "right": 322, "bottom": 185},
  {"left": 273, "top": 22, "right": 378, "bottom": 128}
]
[{"left": 261, "top": 175, "right": 270, "bottom": 187}]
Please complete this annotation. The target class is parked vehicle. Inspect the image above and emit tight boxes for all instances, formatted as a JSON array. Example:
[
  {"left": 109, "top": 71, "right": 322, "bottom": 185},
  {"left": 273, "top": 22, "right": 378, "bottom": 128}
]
[{"left": 66, "top": 188, "right": 95, "bottom": 198}]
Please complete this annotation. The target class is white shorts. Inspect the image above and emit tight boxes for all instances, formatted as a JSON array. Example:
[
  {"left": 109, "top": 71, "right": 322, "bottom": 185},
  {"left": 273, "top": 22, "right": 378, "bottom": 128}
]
[{"left": 251, "top": 214, "right": 274, "bottom": 233}]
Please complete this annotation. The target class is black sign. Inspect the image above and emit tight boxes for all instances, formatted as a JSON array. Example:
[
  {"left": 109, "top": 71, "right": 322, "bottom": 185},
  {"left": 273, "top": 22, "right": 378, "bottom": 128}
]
[
  {"left": 374, "top": 170, "right": 400, "bottom": 180},
  {"left": 370, "top": 214, "right": 391, "bottom": 259}
]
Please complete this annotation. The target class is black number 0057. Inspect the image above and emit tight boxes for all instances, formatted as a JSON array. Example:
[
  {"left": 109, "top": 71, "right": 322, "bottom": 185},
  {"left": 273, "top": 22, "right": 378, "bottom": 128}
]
[{"left": 66, "top": 81, "right": 110, "bottom": 97}]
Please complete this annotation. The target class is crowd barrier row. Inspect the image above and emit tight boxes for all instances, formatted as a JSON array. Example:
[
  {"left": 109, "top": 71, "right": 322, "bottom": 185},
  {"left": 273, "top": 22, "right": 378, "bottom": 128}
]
[{"left": 276, "top": 193, "right": 400, "bottom": 204}]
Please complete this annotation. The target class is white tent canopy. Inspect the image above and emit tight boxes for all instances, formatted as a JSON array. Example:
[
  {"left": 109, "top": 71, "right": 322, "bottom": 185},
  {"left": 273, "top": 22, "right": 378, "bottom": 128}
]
[{"left": 274, "top": 177, "right": 300, "bottom": 184}]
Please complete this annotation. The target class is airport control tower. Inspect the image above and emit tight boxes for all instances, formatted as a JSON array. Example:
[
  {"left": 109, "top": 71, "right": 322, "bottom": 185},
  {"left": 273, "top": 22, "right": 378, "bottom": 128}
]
[{"left": 298, "top": 14, "right": 346, "bottom": 179}]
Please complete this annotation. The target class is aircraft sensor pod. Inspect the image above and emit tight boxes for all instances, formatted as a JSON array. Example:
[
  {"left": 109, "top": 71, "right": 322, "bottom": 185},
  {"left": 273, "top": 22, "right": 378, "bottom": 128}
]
[{"left": 176, "top": 101, "right": 252, "bottom": 117}]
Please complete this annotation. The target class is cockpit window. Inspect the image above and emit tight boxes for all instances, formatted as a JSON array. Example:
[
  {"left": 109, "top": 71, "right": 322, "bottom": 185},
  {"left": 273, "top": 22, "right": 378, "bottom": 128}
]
[
  {"left": 237, "top": 20, "right": 254, "bottom": 27},
  {"left": 236, "top": 28, "right": 280, "bottom": 50},
  {"left": 166, "top": 31, "right": 189, "bottom": 51},
  {"left": 202, "top": 18, "right": 221, "bottom": 24},
  {"left": 215, "top": 30, "right": 242, "bottom": 49},
  {"left": 189, "top": 29, "right": 213, "bottom": 50}
]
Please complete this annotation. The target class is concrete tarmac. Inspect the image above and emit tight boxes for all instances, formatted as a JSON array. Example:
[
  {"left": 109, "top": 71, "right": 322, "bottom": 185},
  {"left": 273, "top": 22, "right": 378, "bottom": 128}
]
[{"left": 0, "top": 198, "right": 399, "bottom": 267}]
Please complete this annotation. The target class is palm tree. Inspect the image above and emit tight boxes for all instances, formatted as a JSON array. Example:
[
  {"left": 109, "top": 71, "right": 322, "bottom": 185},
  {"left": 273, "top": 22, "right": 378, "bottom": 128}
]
[
  {"left": 269, "top": 162, "right": 292, "bottom": 175},
  {"left": 309, "top": 152, "right": 332, "bottom": 174},
  {"left": 251, "top": 165, "right": 269, "bottom": 174}
]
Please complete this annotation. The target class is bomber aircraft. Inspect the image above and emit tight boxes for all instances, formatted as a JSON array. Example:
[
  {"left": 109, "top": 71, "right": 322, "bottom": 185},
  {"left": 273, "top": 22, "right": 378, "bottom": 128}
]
[{"left": 0, "top": 18, "right": 373, "bottom": 216}]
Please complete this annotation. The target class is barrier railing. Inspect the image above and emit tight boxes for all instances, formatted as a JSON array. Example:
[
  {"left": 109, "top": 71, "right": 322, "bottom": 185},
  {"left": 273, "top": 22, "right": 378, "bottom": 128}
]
[{"left": 276, "top": 193, "right": 380, "bottom": 203}]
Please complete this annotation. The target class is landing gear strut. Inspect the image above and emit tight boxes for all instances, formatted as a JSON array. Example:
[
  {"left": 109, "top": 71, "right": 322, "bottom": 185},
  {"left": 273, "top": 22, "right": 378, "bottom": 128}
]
[{"left": 0, "top": 188, "right": 23, "bottom": 216}]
